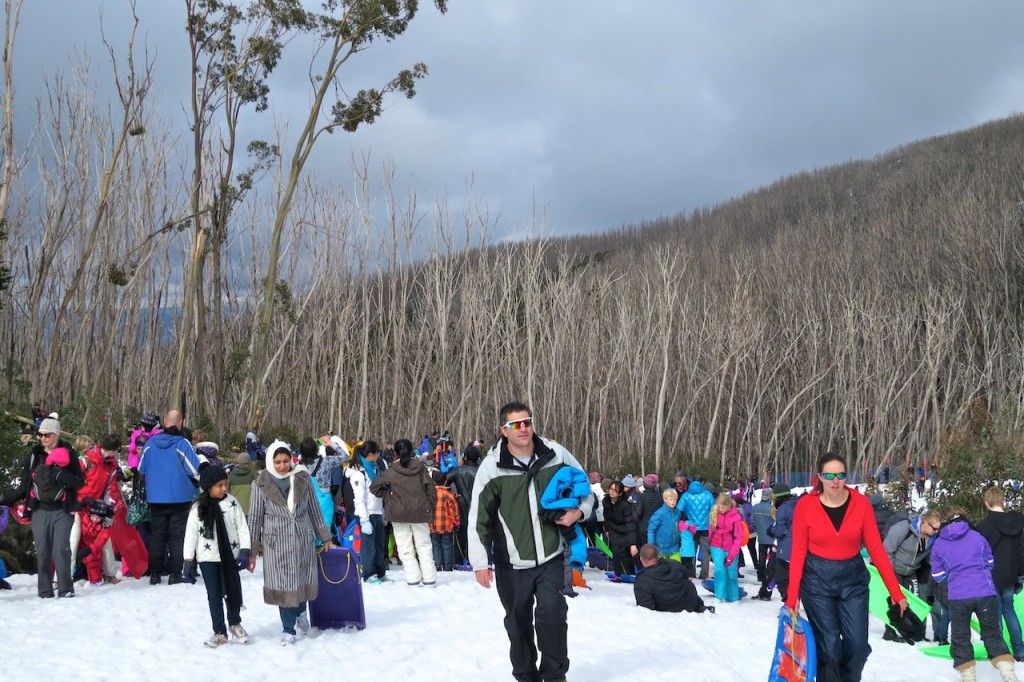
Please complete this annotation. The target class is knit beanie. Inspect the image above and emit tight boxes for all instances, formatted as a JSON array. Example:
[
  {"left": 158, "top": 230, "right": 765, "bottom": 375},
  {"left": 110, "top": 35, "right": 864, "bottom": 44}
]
[
  {"left": 644, "top": 474, "right": 659, "bottom": 488},
  {"left": 38, "top": 417, "right": 61, "bottom": 436},
  {"left": 199, "top": 465, "right": 228, "bottom": 492}
]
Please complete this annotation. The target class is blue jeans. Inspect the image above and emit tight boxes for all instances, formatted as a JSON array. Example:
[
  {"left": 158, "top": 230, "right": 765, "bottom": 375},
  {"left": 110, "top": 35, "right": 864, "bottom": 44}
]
[
  {"left": 999, "top": 587, "right": 1024, "bottom": 656},
  {"left": 279, "top": 602, "right": 308, "bottom": 635},
  {"left": 431, "top": 532, "right": 454, "bottom": 569}
]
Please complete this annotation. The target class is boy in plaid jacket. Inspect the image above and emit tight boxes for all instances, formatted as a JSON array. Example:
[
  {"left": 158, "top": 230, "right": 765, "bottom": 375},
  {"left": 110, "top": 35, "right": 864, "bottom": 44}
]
[{"left": 429, "top": 470, "right": 461, "bottom": 571}]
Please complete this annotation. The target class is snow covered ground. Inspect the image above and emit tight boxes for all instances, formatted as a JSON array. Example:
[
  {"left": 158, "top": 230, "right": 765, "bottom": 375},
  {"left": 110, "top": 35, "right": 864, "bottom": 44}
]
[{"left": 2, "top": 557, "right": 1008, "bottom": 682}]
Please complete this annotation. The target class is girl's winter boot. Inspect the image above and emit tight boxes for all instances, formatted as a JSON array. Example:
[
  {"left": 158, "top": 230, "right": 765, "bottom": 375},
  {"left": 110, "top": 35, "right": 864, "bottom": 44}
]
[
  {"left": 955, "top": 662, "right": 976, "bottom": 682},
  {"left": 994, "top": 656, "right": 1021, "bottom": 682}
]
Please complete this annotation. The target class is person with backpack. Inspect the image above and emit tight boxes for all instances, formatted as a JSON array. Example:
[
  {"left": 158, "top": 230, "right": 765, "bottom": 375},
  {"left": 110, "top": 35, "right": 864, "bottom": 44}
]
[
  {"left": 882, "top": 509, "right": 941, "bottom": 642},
  {"left": 0, "top": 415, "right": 84, "bottom": 598}
]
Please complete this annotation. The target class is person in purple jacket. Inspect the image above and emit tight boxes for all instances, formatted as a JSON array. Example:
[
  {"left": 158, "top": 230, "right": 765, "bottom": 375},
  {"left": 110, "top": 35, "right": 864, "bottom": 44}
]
[{"left": 930, "top": 507, "right": 1019, "bottom": 682}]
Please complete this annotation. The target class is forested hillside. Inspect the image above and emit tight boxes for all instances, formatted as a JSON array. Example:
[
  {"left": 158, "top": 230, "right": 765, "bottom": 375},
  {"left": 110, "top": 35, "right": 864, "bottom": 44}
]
[{"left": 2, "top": 15, "right": 1023, "bottom": 483}]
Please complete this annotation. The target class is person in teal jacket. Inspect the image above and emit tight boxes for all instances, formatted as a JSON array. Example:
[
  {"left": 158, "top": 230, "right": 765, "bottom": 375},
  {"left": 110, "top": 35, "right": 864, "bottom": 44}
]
[
  {"left": 679, "top": 480, "right": 715, "bottom": 579},
  {"left": 647, "top": 488, "right": 684, "bottom": 560}
]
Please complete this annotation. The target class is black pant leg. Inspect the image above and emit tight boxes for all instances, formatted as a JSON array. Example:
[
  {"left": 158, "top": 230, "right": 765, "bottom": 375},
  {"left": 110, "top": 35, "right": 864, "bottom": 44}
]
[
  {"left": 200, "top": 561, "right": 227, "bottom": 634},
  {"left": 165, "top": 503, "right": 191, "bottom": 576},
  {"left": 147, "top": 506, "right": 170, "bottom": 574}
]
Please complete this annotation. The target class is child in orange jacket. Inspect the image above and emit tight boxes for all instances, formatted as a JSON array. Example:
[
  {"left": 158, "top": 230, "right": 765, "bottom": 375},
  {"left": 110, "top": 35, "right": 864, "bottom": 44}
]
[{"left": 429, "top": 470, "right": 461, "bottom": 571}]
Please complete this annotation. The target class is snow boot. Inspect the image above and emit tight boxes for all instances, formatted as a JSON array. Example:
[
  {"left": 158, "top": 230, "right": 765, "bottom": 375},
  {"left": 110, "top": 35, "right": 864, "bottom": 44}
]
[
  {"left": 955, "top": 662, "right": 977, "bottom": 682},
  {"left": 993, "top": 655, "right": 1020, "bottom": 682}
]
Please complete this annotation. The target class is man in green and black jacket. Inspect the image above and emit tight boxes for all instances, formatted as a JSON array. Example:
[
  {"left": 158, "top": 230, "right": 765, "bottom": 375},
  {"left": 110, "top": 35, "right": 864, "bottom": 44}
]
[{"left": 468, "top": 401, "right": 592, "bottom": 682}]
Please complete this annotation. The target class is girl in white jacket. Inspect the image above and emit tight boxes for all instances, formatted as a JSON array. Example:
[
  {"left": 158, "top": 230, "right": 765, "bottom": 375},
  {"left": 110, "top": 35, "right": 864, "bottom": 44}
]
[{"left": 184, "top": 465, "right": 252, "bottom": 648}]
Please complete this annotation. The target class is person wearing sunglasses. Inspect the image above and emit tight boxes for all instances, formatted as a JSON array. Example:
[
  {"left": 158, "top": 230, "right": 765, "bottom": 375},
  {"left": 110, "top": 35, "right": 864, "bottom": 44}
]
[
  {"left": 786, "top": 452, "right": 908, "bottom": 682},
  {"left": 467, "top": 401, "right": 592, "bottom": 682},
  {"left": 881, "top": 509, "right": 942, "bottom": 642},
  {"left": 0, "top": 414, "right": 85, "bottom": 598}
]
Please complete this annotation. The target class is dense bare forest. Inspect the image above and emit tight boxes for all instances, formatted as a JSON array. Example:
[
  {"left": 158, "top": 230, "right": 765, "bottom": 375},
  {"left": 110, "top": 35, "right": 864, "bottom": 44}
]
[{"left": 2, "top": 2, "right": 1023, "bottom": 483}]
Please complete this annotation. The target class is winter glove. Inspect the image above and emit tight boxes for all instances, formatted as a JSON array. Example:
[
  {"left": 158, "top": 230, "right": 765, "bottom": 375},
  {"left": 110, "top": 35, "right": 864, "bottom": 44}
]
[
  {"left": 183, "top": 561, "right": 196, "bottom": 584},
  {"left": 77, "top": 546, "right": 92, "bottom": 561},
  {"left": 235, "top": 550, "right": 250, "bottom": 572},
  {"left": 360, "top": 520, "right": 373, "bottom": 536},
  {"left": 724, "top": 555, "right": 735, "bottom": 567},
  {"left": 1016, "top": 578, "right": 1024, "bottom": 595}
]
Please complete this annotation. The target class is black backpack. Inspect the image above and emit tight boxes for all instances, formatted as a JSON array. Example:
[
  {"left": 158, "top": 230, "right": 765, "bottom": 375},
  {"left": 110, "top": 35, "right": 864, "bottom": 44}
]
[
  {"left": 881, "top": 511, "right": 913, "bottom": 540},
  {"left": 32, "top": 463, "right": 66, "bottom": 503}
]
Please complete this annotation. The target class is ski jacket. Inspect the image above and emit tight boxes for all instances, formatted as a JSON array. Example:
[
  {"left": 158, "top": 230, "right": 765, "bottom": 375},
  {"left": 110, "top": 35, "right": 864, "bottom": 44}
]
[
  {"left": 345, "top": 464, "right": 383, "bottom": 519},
  {"left": 883, "top": 515, "right": 934, "bottom": 577},
  {"left": 539, "top": 465, "right": 590, "bottom": 570},
  {"left": 633, "top": 558, "right": 704, "bottom": 613},
  {"left": 467, "top": 435, "right": 592, "bottom": 571},
  {"left": 931, "top": 519, "right": 997, "bottom": 600},
  {"left": 709, "top": 507, "right": 746, "bottom": 564},
  {"left": 769, "top": 495, "right": 798, "bottom": 561},
  {"left": 369, "top": 458, "right": 436, "bottom": 524},
  {"left": 647, "top": 504, "right": 684, "bottom": 556},
  {"left": 128, "top": 427, "right": 161, "bottom": 469},
  {"left": 76, "top": 446, "right": 120, "bottom": 504},
  {"left": 227, "top": 462, "right": 258, "bottom": 515},
  {"left": 679, "top": 482, "right": 715, "bottom": 531},
  {"left": 79, "top": 512, "right": 112, "bottom": 583},
  {"left": 184, "top": 492, "right": 251, "bottom": 563},
  {"left": 447, "top": 462, "right": 479, "bottom": 508},
  {"left": 138, "top": 429, "right": 200, "bottom": 504},
  {"left": 635, "top": 485, "right": 664, "bottom": 541},
  {"left": 751, "top": 500, "right": 775, "bottom": 545},
  {"left": 679, "top": 521, "right": 697, "bottom": 557},
  {"left": 976, "top": 510, "right": 1024, "bottom": 590},
  {"left": 786, "top": 488, "right": 903, "bottom": 610},
  {"left": 604, "top": 495, "right": 639, "bottom": 552}
]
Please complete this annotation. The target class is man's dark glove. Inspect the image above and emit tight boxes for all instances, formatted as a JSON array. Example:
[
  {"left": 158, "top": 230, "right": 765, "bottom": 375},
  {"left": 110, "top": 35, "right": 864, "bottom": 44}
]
[
  {"left": 1015, "top": 577, "right": 1024, "bottom": 595},
  {"left": 236, "top": 549, "right": 250, "bottom": 572},
  {"left": 77, "top": 546, "right": 92, "bottom": 560},
  {"left": 183, "top": 561, "right": 196, "bottom": 584}
]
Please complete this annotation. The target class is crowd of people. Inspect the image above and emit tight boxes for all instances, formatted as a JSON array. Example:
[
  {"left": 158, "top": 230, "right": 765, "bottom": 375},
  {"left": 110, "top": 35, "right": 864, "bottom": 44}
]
[{"left": 3, "top": 405, "right": 1024, "bottom": 682}]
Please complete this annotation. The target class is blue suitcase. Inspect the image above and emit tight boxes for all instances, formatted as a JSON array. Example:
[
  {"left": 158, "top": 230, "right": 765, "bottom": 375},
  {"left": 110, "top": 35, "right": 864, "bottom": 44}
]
[{"left": 309, "top": 547, "right": 366, "bottom": 630}]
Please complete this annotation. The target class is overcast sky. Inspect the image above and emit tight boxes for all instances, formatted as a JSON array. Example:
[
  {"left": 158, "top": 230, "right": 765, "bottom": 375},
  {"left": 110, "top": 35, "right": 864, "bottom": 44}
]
[{"left": 16, "top": 1, "right": 1024, "bottom": 241}]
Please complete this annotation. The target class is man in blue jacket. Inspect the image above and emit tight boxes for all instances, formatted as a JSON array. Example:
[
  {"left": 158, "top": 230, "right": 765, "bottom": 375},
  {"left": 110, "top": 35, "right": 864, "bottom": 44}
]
[
  {"left": 679, "top": 480, "right": 715, "bottom": 579},
  {"left": 139, "top": 409, "right": 200, "bottom": 585}
]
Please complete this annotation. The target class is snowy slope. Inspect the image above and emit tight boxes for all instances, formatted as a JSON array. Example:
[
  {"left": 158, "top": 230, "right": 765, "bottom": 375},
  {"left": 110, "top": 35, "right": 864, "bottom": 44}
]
[{"left": 0, "top": 560, "right": 1002, "bottom": 681}]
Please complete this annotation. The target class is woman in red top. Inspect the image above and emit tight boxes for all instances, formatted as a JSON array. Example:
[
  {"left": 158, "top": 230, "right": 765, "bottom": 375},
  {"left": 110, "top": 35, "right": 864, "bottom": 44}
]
[{"left": 786, "top": 453, "right": 907, "bottom": 682}]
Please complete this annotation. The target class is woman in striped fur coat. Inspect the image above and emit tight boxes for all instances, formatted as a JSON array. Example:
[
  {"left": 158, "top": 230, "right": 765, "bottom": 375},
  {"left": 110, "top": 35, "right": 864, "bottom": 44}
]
[{"left": 247, "top": 440, "right": 333, "bottom": 645}]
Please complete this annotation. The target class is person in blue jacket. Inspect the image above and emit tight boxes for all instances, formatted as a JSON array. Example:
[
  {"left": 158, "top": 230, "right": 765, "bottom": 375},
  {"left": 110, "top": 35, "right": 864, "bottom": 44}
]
[
  {"left": 139, "top": 409, "right": 201, "bottom": 585},
  {"left": 679, "top": 480, "right": 715, "bottom": 579},
  {"left": 647, "top": 488, "right": 684, "bottom": 560}
]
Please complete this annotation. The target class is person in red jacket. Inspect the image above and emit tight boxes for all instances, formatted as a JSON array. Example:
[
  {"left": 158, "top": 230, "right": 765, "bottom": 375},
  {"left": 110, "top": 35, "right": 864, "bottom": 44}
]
[{"left": 786, "top": 453, "right": 907, "bottom": 682}]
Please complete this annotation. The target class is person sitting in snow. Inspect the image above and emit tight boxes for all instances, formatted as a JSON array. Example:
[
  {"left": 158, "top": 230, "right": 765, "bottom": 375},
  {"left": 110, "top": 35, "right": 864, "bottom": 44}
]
[{"left": 634, "top": 543, "right": 713, "bottom": 614}]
